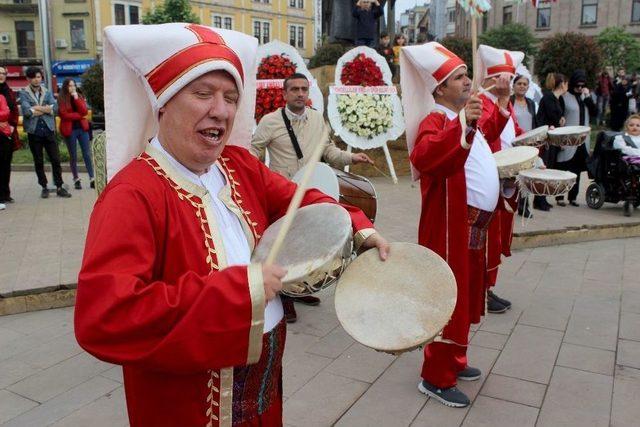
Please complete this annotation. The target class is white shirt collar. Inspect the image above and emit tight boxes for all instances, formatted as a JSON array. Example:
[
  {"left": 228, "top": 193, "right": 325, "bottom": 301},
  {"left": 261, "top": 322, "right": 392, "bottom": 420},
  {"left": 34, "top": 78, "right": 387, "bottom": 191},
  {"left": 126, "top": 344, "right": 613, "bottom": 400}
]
[
  {"left": 433, "top": 103, "right": 458, "bottom": 120},
  {"left": 285, "top": 105, "right": 307, "bottom": 121}
]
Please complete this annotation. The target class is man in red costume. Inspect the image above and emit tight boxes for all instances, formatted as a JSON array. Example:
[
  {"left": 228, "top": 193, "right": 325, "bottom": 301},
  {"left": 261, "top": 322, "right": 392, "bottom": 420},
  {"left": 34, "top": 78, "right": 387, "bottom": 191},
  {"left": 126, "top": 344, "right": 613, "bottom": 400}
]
[
  {"left": 400, "top": 42, "right": 512, "bottom": 407},
  {"left": 477, "top": 45, "right": 526, "bottom": 314},
  {"left": 74, "top": 23, "right": 389, "bottom": 427}
]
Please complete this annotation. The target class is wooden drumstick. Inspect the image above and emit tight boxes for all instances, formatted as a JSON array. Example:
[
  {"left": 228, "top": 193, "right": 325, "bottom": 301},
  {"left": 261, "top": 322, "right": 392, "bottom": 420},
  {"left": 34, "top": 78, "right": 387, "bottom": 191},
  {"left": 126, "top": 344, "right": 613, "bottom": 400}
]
[{"left": 265, "top": 136, "right": 327, "bottom": 266}]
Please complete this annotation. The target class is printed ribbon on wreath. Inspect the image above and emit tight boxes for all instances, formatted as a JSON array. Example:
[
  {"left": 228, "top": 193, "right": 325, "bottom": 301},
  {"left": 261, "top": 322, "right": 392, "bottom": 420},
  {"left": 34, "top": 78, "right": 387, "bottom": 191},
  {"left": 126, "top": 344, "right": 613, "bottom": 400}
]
[
  {"left": 327, "top": 46, "right": 405, "bottom": 150},
  {"left": 254, "top": 40, "right": 323, "bottom": 123}
]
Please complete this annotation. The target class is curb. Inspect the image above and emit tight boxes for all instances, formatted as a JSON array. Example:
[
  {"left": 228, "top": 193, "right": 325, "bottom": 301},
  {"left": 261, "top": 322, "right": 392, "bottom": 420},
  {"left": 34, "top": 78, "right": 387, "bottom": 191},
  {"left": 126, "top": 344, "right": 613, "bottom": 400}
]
[
  {"left": 12, "top": 164, "right": 88, "bottom": 173},
  {"left": 3, "top": 221, "right": 640, "bottom": 317}
]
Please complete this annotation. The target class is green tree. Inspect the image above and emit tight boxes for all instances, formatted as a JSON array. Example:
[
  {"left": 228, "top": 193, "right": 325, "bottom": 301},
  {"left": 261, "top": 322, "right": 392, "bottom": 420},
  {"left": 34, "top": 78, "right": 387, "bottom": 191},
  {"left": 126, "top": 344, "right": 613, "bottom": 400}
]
[
  {"left": 142, "top": 0, "right": 199, "bottom": 24},
  {"left": 440, "top": 36, "right": 473, "bottom": 77},
  {"left": 309, "top": 42, "right": 349, "bottom": 68},
  {"left": 478, "top": 23, "right": 538, "bottom": 66},
  {"left": 81, "top": 62, "right": 104, "bottom": 114},
  {"left": 535, "top": 32, "right": 603, "bottom": 88},
  {"left": 597, "top": 27, "right": 640, "bottom": 73}
]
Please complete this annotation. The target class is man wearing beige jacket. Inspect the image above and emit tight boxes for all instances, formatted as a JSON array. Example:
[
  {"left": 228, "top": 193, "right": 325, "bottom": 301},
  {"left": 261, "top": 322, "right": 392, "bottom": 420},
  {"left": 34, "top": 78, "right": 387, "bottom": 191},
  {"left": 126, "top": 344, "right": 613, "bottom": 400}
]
[{"left": 251, "top": 72, "right": 372, "bottom": 322}]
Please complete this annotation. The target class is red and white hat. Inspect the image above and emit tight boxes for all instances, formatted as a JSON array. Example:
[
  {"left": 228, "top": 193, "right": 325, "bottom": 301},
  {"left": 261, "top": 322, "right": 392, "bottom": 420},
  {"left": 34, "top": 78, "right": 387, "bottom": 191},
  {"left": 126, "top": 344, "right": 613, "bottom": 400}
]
[
  {"left": 103, "top": 23, "right": 258, "bottom": 180},
  {"left": 478, "top": 44, "right": 524, "bottom": 81},
  {"left": 400, "top": 42, "right": 467, "bottom": 180}
]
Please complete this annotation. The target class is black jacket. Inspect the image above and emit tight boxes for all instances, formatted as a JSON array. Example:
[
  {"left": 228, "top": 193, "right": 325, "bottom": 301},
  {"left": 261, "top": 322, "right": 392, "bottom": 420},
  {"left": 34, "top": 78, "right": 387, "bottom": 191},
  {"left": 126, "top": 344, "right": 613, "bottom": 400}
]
[
  {"left": 352, "top": 5, "right": 383, "bottom": 40},
  {"left": 536, "top": 90, "right": 565, "bottom": 128}
]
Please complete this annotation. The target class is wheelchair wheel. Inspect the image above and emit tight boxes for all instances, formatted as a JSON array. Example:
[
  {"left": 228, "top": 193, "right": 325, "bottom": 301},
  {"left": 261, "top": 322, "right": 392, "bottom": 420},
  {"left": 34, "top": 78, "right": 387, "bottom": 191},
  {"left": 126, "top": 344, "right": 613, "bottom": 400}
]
[{"left": 586, "top": 182, "right": 605, "bottom": 209}]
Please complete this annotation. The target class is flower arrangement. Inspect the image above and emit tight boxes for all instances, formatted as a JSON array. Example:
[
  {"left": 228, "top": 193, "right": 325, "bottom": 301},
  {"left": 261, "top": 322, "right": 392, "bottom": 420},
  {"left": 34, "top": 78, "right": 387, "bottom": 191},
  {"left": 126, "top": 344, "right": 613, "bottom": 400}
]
[
  {"left": 255, "top": 54, "right": 298, "bottom": 122},
  {"left": 340, "top": 53, "right": 384, "bottom": 86},
  {"left": 336, "top": 94, "right": 393, "bottom": 139}
]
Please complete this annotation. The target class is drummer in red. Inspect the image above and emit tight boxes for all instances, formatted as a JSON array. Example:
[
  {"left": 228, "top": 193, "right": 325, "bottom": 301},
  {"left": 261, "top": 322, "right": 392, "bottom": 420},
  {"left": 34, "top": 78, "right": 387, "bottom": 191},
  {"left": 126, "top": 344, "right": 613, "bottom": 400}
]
[
  {"left": 477, "top": 45, "right": 526, "bottom": 315},
  {"left": 400, "top": 42, "right": 512, "bottom": 408},
  {"left": 74, "top": 24, "right": 389, "bottom": 427}
]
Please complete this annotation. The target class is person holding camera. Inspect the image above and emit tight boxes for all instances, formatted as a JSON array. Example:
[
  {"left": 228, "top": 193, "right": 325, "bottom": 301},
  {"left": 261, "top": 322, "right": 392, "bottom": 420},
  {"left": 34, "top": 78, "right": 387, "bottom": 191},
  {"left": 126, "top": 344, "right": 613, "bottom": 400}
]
[{"left": 352, "top": 0, "right": 383, "bottom": 48}]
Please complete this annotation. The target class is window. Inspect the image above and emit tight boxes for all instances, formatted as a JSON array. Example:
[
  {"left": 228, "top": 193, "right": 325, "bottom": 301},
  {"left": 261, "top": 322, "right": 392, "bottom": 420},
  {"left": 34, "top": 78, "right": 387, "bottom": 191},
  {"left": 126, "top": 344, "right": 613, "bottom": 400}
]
[
  {"left": 254, "top": 0, "right": 270, "bottom": 3},
  {"left": 114, "top": 2, "right": 140, "bottom": 25},
  {"left": 212, "top": 14, "right": 233, "bottom": 30},
  {"left": 536, "top": 2, "right": 551, "bottom": 28},
  {"left": 289, "top": 0, "right": 303, "bottom": 8},
  {"left": 581, "top": 0, "right": 598, "bottom": 25},
  {"left": 69, "top": 19, "right": 86, "bottom": 50},
  {"left": 289, "top": 24, "right": 304, "bottom": 48},
  {"left": 447, "top": 7, "right": 455, "bottom": 23},
  {"left": 634, "top": 0, "right": 640, "bottom": 22},
  {"left": 253, "top": 20, "right": 271, "bottom": 44},
  {"left": 503, "top": 5, "right": 513, "bottom": 25},
  {"left": 15, "top": 21, "right": 35, "bottom": 58}
]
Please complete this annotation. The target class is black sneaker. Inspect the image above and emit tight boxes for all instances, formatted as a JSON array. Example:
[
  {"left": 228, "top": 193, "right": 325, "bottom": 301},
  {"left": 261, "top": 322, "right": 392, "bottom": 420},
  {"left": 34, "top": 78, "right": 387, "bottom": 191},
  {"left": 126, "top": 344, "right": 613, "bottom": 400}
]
[
  {"left": 57, "top": 187, "right": 72, "bottom": 198},
  {"left": 41, "top": 188, "right": 49, "bottom": 199},
  {"left": 90, "top": 179, "right": 95, "bottom": 189},
  {"left": 74, "top": 179, "right": 82, "bottom": 190},
  {"left": 487, "top": 295, "right": 508, "bottom": 313},
  {"left": 418, "top": 380, "right": 470, "bottom": 408},
  {"left": 457, "top": 366, "right": 481, "bottom": 381},
  {"left": 0, "top": 197, "right": 15, "bottom": 203},
  {"left": 488, "top": 290, "right": 511, "bottom": 309}
]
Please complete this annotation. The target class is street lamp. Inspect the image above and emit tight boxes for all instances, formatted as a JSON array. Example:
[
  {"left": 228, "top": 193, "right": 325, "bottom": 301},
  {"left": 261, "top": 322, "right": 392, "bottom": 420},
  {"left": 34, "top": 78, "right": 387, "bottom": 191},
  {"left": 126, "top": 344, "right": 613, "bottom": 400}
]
[{"left": 37, "top": 0, "right": 53, "bottom": 92}]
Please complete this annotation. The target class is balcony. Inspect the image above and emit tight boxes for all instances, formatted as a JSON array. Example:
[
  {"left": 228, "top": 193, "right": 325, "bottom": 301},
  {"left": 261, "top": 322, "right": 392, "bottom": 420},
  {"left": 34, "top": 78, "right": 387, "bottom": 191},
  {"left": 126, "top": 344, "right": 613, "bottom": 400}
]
[{"left": 0, "top": 0, "right": 38, "bottom": 14}]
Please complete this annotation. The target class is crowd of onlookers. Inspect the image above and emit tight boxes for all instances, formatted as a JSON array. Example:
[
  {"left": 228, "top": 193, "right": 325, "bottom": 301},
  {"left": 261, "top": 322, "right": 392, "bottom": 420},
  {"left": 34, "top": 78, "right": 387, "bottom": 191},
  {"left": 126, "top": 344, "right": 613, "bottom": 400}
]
[{"left": 0, "top": 65, "right": 94, "bottom": 211}]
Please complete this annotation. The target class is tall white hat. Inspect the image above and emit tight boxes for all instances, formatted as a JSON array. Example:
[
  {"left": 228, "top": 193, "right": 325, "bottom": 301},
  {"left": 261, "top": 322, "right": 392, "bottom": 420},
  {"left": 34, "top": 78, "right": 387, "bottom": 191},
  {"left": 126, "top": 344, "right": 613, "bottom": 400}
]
[
  {"left": 400, "top": 42, "right": 467, "bottom": 180},
  {"left": 103, "top": 23, "right": 258, "bottom": 180},
  {"left": 477, "top": 44, "right": 524, "bottom": 82}
]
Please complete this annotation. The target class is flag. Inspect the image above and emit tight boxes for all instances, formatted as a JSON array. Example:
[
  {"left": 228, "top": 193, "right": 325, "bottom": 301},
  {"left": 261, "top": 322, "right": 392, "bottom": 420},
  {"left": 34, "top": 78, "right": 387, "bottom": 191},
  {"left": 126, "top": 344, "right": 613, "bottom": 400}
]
[{"left": 457, "top": 0, "right": 492, "bottom": 17}]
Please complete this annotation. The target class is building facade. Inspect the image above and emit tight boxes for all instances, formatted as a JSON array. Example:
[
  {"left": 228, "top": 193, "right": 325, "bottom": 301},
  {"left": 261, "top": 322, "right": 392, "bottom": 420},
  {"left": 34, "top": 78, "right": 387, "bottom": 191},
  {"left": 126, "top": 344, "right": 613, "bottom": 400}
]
[
  {"left": 456, "top": 0, "right": 640, "bottom": 39},
  {"left": 399, "top": 4, "right": 429, "bottom": 44}
]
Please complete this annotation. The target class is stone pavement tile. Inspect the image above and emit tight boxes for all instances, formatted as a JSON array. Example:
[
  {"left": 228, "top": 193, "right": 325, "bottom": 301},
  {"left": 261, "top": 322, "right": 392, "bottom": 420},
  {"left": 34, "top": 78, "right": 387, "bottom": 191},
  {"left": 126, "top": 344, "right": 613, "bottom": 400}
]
[
  {"left": 580, "top": 278, "right": 622, "bottom": 299},
  {"left": 0, "top": 357, "right": 40, "bottom": 389},
  {"left": 286, "top": 302, "right": 340, "bottom": 338},
  {"left": 49, "top": 386, "right": 128, "bottom": 427},
  {"left": 282, "top": 331, "right": 318, "bottom": 368},
  {"left": 335, "top": 350, "right": 425, "bottom": 427},
  {"left": 325, "top": 342, "right": 396, "bottom": 383},
  {"left": 556, "top": 343, "right": 615, "bottom": 376},
  {"left": 100, "top": 366, "right": 123, "bottom": 383},
  {"left": 480, "top": 374, "right": 547, "bottom": 408},
  {"left": 534, "top": 273, "right": 582, "bottom": 297},
  {"left": 0, "top": 306, "right": 73, "bottom": 335},
  {"left": 456, "top": 345, "right": 500, "bottom": 401},
  {"left": 469, "top": 331, "right": 509, "bottom": 351},
  {"left": 478, "top": 305, "right": 523, "bottom": 335},
  {"left": 306, "top": 325, "right": 354, "bottom": 359},
  {"left": 564, "top": 296, "right": 620, "bottom": 351},
  {"left": 617, "top": 339, "right": 640, "bottom": 370},
  {"left": 7, "top": 352, "right": 113, "bottom": 403},
  {"left": 620, "top": 311, "right": 640, "bottom": 341},
  {"left": 462, "top": 395, "right": 538, "bottom": 427},
  {"left": 518, "top": 294, "right": 574, "bottom": 331},
  {"left": 492, "top": 324, "right": 563, "bottom": 384},
  {"left": 611, "top": 366, "right": 640, "bottom": 427},
  {"left": 2, "top": 376, "right": 121, "bottom": 427},
  {"left": 283, "top": 372, "right": 369, "bottom": 427},
  {"left": 0, "top": 389, "right": 39, "bottom": 424},
  {"left": 537, "top": 366, "right": 613, "bottom": 427},
  {"left": 13, "top": 332, "right": 83, "bottom": 370},
  {"left": 283, "top": 352, "right": 333, "bottom": 398},
  {"left": 583, "top": 265, "right": 623, "bottom": 283},
  {"left": 411, "top": 399, "right": 469, "bottom": 427},
  {"left": 622, "top": 290, "right": 640, "bottom": 314}
]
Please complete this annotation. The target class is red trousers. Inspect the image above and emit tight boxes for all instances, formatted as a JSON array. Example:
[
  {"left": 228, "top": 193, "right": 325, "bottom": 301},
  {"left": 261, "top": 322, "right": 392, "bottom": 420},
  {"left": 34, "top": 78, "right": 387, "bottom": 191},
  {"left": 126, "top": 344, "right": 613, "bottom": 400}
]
[{"left": 421, "top": 206, "right": 493, "bottom": 389}]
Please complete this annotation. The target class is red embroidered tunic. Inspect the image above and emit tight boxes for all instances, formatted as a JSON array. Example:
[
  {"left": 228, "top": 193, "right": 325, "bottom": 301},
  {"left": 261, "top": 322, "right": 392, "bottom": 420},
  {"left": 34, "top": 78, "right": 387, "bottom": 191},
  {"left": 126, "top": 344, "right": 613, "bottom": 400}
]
[{"left": 75, "top": 144, "right": 373, "bottom": 427}]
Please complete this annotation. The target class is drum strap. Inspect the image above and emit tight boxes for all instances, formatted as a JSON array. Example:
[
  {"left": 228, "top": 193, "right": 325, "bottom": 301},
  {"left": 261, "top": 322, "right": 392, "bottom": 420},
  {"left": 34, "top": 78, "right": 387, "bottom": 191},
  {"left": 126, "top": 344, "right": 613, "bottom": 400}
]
[{"left": 281, "top": 108, "right": 304, "bottom": 160}]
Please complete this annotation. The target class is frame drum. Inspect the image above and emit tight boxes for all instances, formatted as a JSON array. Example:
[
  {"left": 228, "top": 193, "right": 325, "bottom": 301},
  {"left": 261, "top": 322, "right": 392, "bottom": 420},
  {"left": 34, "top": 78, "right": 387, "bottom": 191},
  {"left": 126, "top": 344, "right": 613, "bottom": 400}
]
[{"left": 335, "top": 242, "right": 457, "bottom": 355}]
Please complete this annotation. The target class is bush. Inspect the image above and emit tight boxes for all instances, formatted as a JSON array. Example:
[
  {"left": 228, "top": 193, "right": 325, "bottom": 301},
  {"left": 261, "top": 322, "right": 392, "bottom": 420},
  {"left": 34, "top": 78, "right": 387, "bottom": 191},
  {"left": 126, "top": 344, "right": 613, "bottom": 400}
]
[
  {"left": 309, "top": 43, "right": 350, "bottom": 69},
  {"left": 82, "top": 62, "right": 104, "bottom": 114},
  {"left": 440, "top": 36, "right": 473, "bottom": 78},
  {"left": 535, "top": 32, "right": 603, "bottom": 88},
  {"left": 479, "top": 23, "right": 538, "bottom": 66},
  {"left": 597, "top": 27, "right": 640, "bottom": 73}
]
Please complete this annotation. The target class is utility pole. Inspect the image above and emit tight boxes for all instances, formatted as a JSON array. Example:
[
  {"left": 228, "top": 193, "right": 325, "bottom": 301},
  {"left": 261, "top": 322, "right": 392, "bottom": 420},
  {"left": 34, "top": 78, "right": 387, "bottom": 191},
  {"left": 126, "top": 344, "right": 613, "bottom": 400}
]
[{"left": 37, "top": 0, "right": 53, "bottom": 92}]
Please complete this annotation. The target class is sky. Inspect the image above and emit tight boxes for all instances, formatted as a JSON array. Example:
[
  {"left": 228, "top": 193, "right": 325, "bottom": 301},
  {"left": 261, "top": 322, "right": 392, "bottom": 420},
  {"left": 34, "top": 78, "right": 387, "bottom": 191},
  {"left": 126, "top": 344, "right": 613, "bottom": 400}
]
[{"left": 391, "top": 0, "right": 429, "bottom": 22}]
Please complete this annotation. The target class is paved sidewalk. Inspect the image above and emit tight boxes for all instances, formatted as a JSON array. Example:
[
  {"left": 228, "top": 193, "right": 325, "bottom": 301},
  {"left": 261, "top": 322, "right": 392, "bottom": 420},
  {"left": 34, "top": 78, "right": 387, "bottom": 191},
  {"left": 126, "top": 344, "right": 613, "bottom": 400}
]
[
  {"left": 1, "top": 236, "right": 639, "bottom": 426},
  {"left": 1, "top": 171, "right": 638, "bottom": 296}
]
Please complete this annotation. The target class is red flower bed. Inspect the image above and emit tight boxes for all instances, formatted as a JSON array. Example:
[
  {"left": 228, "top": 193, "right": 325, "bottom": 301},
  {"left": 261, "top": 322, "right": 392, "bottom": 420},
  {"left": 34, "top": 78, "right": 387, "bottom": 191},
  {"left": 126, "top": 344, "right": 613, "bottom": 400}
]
[
  {"left": 255, "top": 54, "right": 300, "bottom": 122},
  {"left": 340, "top": 53, "right": 384, "bottom": 86}
]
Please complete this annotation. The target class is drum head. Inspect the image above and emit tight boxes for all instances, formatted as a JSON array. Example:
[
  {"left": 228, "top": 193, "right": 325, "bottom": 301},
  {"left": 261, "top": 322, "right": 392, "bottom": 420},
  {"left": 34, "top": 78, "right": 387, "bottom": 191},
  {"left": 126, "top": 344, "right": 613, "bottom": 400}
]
[
  {"left": 252, "top": 204, "right": 351, "bottom": 284},
  {"left": 547, "top": 125, "right": 590, "bottom": 137},
  {"left": 511, "top": 126, "right": 548, "bottom": 147},
  {"left": 335, "top": 242, "right": 457, "bottom": 354},
  {"left": 494, "top": 146, "right": 539, "bottom": 168},
  {"left": 518, "top": 168, "right": 577, "bottom": 181},
  {"left": 292, "top": 163, "right": 340, "bottom": 201}
]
